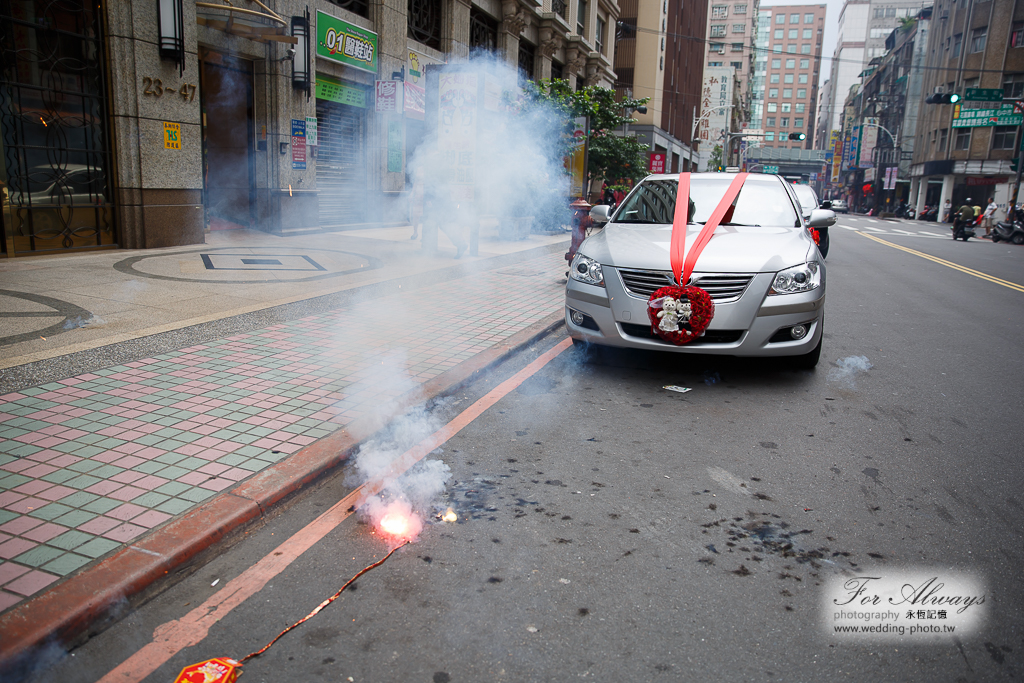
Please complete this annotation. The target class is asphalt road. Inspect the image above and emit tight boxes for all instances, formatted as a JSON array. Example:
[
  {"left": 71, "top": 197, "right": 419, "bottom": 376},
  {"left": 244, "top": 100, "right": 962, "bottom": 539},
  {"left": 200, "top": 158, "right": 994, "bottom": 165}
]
[{"left": 23, "top": 221, "right": 1024, "bottom": 682}]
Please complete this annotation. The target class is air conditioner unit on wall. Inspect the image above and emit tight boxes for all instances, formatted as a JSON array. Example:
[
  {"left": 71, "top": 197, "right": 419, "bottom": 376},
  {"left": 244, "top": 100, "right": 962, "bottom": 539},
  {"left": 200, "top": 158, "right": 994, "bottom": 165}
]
[{"left": 934, "top": 85, "right": 945, "bottom": 94}]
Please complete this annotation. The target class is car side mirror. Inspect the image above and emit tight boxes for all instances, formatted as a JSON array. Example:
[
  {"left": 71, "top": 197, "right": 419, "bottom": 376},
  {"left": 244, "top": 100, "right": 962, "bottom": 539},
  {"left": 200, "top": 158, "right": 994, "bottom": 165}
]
[
  {"left": 590, "top": 205, "right": 611, "bottom": 223},
  {"left": 808, "top": 208, "right": 837, "bottom": 228},
  {"left": 820, "top": 200, "right": 832, "bottom": 210}
]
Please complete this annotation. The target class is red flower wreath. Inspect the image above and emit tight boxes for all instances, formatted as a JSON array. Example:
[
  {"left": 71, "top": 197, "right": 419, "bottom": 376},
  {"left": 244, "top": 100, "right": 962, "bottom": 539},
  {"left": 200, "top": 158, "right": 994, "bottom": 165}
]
[{"left": 647, "top": 285, "right": 716, "bottom": 345}]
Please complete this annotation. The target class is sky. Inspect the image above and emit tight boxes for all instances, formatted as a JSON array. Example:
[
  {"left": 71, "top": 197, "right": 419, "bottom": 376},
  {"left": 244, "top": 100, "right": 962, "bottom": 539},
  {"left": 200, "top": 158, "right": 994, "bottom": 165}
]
[{"left": 760, "top": 0, "right": 844, "bottom": 82}]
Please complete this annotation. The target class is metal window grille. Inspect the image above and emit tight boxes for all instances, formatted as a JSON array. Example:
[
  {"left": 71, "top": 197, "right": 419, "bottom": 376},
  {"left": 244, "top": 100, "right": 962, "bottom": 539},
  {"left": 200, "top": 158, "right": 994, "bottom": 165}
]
[
  {"left": 408, "top": 0, "right": 442, "bottom": 50},
  {"left": 326, "top": 0, "right": 368, "bottom": 18},
  {"left": 518, "top": 40, "right": 535, "bottom": 83},
  {"left": 552, "top": 0, "right": 567, "bottom": 19},
  {"left": 0, "top": 0, "right": 116, "bottom": 254},
  {"left": 469, "top": 9, "right": 498, "bottom": 53}
]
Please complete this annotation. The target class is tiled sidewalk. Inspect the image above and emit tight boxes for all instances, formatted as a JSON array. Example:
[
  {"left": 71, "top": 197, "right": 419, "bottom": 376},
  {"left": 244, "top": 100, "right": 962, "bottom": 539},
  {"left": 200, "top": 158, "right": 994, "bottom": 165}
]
[{"left": 0, "top": 252, "right": 566, "bottom": 613}]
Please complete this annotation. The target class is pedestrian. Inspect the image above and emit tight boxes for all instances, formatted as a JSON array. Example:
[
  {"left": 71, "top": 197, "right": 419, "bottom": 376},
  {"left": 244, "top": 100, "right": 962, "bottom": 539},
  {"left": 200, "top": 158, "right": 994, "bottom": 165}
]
[
  {"left": 981, "top": 197, "right": 997, "bottom": 236},
  {"left": 942, "top": 198, "right": 952, "bottom": 223},
  {"left": 602, "top": 182, "right": 616, "bottom": 208},
  {"left": 972, "top": 200, "right": 983, "bottom": 226}
]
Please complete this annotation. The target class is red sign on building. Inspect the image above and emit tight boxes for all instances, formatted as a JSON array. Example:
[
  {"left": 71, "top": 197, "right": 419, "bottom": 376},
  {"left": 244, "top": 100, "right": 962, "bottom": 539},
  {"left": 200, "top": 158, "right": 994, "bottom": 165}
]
[{"left": 649, "top": 152, "right": 666, "bottom": 174}]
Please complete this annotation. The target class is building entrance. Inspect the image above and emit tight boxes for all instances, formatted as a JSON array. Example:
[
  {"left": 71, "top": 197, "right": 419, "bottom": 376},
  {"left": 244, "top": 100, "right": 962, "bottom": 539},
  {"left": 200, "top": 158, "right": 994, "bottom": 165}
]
[{"left": 200, "top": 53, "right": 255, "bottom": 230}]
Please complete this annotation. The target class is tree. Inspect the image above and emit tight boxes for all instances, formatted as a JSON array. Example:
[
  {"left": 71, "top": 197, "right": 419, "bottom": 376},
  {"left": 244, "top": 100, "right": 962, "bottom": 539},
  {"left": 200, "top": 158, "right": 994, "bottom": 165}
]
[
  {"left": 524, "top": 79, "right": 652, "bottom": 191},
  {"left": 707, "top": 144, "right": 724, "bottom": 172}
]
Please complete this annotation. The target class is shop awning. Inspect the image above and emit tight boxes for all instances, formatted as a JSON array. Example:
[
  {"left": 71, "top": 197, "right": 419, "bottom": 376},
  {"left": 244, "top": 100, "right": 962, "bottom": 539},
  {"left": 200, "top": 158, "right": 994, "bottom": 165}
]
[{"left": 196, "top": 0, "right": 296, "bottom": 43}]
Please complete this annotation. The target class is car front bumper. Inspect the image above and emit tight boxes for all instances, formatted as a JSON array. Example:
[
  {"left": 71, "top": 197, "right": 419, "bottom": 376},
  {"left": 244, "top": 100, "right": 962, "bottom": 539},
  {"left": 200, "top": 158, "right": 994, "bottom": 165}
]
[{"left": 565, "top": 267, "right": 825, "bottom": 356}]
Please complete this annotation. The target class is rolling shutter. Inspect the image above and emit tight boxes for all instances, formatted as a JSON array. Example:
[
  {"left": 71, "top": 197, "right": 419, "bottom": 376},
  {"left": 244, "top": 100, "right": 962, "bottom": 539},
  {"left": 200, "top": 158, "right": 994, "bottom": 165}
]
[{"left": 316, "top": 99, "right": 367, "bottom": 226}]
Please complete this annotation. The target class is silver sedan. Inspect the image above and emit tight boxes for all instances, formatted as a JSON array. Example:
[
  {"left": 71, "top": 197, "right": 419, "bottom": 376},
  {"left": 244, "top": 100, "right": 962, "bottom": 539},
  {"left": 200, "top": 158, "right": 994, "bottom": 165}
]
[{"left": 565, "top": 173, "right": 835, "bottom": 368}]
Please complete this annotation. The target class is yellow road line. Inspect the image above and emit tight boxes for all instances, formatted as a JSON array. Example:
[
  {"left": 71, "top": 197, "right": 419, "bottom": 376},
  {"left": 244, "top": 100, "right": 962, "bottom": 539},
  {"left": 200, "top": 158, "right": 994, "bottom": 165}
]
[{"left": 857, "top": 232, "right": 1024, "bottom": 293}]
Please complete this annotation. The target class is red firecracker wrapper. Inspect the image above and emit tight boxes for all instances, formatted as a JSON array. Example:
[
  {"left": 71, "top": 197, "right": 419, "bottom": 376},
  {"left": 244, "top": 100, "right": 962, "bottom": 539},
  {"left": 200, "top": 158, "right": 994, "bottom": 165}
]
[{"left": 173, "top": 657, "right": 241, "bottom": 683}]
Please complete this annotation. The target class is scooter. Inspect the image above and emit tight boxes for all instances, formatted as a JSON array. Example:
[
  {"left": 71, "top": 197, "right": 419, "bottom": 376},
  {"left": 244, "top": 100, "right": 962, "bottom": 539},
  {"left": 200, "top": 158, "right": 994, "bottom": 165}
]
[
  {"left": 991, "top": 219, "right": 1024, "bottom": 244},
  {"left": 952, "top": 219, "right": 976, "bottom": 241}
]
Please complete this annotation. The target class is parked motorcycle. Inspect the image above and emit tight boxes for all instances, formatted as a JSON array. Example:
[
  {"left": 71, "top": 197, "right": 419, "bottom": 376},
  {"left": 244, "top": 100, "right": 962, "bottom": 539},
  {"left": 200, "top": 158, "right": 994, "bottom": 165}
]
[
  {"left": 923, "top": 205, "right": 938, "bottom": 222},
  {"left": 991, "top": 219, "right": 1024, "bottom": 245}
]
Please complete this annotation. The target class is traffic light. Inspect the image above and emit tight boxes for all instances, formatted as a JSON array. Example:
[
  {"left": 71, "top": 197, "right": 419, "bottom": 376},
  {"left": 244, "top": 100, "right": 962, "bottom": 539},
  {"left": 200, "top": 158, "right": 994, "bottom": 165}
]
[
  {"left": 788, "top": 133, "right": 806, "bottom": 141},
  {"left": 925, "top": 93, "right": 961, "bottom": 104}
]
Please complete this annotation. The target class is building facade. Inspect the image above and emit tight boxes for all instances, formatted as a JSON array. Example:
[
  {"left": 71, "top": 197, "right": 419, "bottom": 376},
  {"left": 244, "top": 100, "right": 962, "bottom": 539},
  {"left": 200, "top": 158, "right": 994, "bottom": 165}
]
[
  {"left": 835, "top": 10, "right": 929, "bottom": 212},
  {"left": 909, "top": 0, "right": 1024, "bottom": 218},
  {"left": 0, "top": 0, "right": 616, "bottom": 257},
  {"left": 824, "top": 0, "right": 930, "bottom": 133},
  {"left": 615, "top": 0, "right": 707, "bottom": 173},
  {"left": 705, "top": 0, "right": 759, "bottom": 125}
]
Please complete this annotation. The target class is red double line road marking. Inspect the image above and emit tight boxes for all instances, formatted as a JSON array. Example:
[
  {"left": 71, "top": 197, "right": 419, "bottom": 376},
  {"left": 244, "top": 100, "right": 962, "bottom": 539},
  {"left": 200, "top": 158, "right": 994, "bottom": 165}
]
[{"left": 99, "top": 337, "right": 572, "bottom": 683}]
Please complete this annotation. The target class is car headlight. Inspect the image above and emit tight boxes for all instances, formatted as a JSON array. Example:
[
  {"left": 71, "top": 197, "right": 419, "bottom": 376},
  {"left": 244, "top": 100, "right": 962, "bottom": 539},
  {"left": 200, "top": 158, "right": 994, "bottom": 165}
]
[
  {"left": 769, "top": 261, "right": 821, "bottom": 295},
  {"left": 569, "top": 253, "right": 605, "bottom": 287}
]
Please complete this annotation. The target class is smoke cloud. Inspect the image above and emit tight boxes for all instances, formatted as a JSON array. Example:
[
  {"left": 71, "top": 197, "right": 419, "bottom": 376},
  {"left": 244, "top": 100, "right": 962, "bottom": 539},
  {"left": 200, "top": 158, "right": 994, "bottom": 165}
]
[{"left": 827, "top": 355, "right": 873, "bottom": 387}]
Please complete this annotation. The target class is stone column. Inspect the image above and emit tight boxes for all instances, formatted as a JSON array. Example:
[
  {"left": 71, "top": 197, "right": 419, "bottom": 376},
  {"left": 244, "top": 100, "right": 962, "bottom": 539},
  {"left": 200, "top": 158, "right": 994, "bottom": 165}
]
[
  {"left": 376, "top": 0, "right": 410, "bottom": 201},
  {"left": 500, "top": 0, "right": 528, "bottom": 70},
  {"left": 536, "top": 24, "right": 564, "bottom": 81},
  {"left": 105, "top": 0, "right": 204, "bottom": 248},
  {"left": 446, "top": 0, "right": 472, "bottom": 61},
  {"left": 939, "top": 174, "right": 955, "bottom": 222},
  {"left": 914, "top": 177, "right": 928, "bottom": 218}
]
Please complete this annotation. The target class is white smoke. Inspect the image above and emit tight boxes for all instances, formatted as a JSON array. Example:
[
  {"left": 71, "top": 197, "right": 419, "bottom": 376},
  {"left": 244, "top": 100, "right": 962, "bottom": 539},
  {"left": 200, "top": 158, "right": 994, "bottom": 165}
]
[{"left": 827, "top": 355, "right": 873, "bottom": 387}]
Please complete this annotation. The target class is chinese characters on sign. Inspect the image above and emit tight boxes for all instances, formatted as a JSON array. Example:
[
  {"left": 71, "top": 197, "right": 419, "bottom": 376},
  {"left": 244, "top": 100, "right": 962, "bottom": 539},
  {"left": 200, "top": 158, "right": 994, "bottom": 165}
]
[
  {"left": 952, "top": 103, "right": 1024, "bottom": 127},
  {"left": 163, "top": 122, "right": 181, "bottom": 150},
  {"left": 375, "top": 80, "right": 402, "bottom": 113},
  {"left": 291, "top": 119, "right": 306, "bottom": 170},
  {"left": 649, "top": 152, "right": 666, "bottom": 173},
  {"left": 316, "top": 11, "right": 378, "bottom": 73}
]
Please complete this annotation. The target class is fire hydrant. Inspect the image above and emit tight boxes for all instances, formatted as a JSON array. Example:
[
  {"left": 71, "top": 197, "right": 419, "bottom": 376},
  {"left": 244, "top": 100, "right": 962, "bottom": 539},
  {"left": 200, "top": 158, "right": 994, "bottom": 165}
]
[{"left": 565, "top": 197, "right": 593, "bottom": 264}]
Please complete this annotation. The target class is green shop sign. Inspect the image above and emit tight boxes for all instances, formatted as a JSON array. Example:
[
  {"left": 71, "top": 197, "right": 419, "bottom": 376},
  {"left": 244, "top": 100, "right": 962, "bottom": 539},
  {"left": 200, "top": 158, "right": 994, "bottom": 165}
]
[
  {"left": 315, "top": 74, "right": 369, "bottom": 108},
  {"left": 316, "top": 11, "right": 378, "bottom": 73},
  {"left": 952, "top": 103, "right": 1023, "bottom": 127}
]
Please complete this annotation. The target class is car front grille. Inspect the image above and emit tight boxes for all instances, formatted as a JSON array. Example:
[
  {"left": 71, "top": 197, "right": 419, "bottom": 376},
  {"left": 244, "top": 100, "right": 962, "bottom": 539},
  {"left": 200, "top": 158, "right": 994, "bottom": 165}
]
[
  {"left": 617, "top": 268, "right": 755, "bottom": 303},
  {"left": 619, "top": 323, "right": 744, "bottom": 345}
]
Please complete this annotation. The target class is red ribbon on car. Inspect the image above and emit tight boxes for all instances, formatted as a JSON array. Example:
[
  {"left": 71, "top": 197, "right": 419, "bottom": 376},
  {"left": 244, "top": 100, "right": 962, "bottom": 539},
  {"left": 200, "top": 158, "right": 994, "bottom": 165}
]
[{"left": 671, "top": 172, "right": 749, "bottom": 285}]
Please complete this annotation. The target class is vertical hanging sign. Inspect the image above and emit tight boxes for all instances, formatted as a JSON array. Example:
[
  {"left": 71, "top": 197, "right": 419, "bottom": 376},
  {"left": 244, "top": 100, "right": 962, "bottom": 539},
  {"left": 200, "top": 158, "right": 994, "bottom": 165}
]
[{"left": 291, "top": 119, "right": 306, "bottom": 170}]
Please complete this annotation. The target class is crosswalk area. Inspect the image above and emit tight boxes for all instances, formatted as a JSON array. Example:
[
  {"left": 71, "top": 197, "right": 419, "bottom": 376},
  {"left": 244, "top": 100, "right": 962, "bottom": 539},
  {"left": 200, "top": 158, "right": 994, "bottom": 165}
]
[{"left": 835, "top": 218, "right": 967, "bottom": 240}]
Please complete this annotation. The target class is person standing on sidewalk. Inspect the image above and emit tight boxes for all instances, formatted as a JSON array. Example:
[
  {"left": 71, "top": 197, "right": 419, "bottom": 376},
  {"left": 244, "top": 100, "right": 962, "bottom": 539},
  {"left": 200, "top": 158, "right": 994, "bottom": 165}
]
[
  {"left": 983, "top": 197, "right": 998, "bottom": 236},
  {"left": 942, "top": 198, "right": 952, "bottom": 223}
]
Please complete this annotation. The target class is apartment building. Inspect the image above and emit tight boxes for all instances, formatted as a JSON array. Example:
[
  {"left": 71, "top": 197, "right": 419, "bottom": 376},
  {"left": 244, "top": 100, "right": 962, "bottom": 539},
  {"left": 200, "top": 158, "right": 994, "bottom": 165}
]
[
  {"left": 752, "top": 5, "right": 826, "bottom": 150},
  {"left": 705, "top": 0, "right": 760, "bottom": 125},
  {"left": 824, "top": 0, "right": 931, "bottom": 132},
  {"left": 615, "top": 0, "right": 708, "bottom": 172}
]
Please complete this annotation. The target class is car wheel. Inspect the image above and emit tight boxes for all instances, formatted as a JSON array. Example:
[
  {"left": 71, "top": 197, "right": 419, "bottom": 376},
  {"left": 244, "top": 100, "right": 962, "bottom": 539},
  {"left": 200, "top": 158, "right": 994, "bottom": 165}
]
[
  {"left": 1012, "top": 233, "right": 1024, "bottom": 245},
  {"left": 789, "top": 336, "right": 822, "bottom": 370}
]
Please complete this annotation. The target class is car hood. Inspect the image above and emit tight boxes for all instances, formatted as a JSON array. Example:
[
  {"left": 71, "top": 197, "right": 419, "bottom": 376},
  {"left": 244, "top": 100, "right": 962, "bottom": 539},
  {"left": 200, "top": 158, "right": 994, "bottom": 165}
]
[{"left": 582, "top": 223, "right": 817, "bottom": 273}]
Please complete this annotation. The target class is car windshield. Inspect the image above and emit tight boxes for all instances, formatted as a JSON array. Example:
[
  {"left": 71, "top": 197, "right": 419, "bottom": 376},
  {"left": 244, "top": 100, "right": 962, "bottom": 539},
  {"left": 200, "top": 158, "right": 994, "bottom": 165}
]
[
  {"left": 792, "top": 185, "right": 818, "bottom": 213},
  {"left": 613, "top": 175, "right": 800, "bottom": 227}
]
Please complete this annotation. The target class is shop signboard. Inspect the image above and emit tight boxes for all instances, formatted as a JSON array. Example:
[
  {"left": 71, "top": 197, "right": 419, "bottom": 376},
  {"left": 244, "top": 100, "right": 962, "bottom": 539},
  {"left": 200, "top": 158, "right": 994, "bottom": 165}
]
[
  {"left": 437, "top": 72, "right": 478, "bottom": 202},
  {"left": 405, "top": 49, "right": 442, "bottom": 119},
  {"left": 849, "top": 125, "right": 861, "bottom": 168},
  {"left": 305, "top": 116, "right": 317, "bottom": 147},
  {"left": 567, "top": 117, "right": 587, "bottom": 197},
  {"left": 315, "top": 74, "right": 368, "bottom": 108},
  {"left": 649, "top": 152, "right": 666, "bottom": 173},
  {"left": 316, "top": 11, "right": 378, "bottom": 73},
  {"left": 375, "top": 79, "right": 402, "bottom": 112},
  {"left": 829, "top": 130, "right": 841, "bottom": 183},
  {"left": 860, "top": 119, "right": 878, "bottom": 168},
  {"left": 864, "top": 167, "right": 875, "bottom": 182}
]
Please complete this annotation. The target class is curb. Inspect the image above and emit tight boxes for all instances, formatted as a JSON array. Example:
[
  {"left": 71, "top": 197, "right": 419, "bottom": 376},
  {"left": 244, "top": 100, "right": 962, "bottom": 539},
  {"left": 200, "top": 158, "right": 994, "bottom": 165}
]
[{"left": 0, "top": 312, "right": 566, "bottom": 677}]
